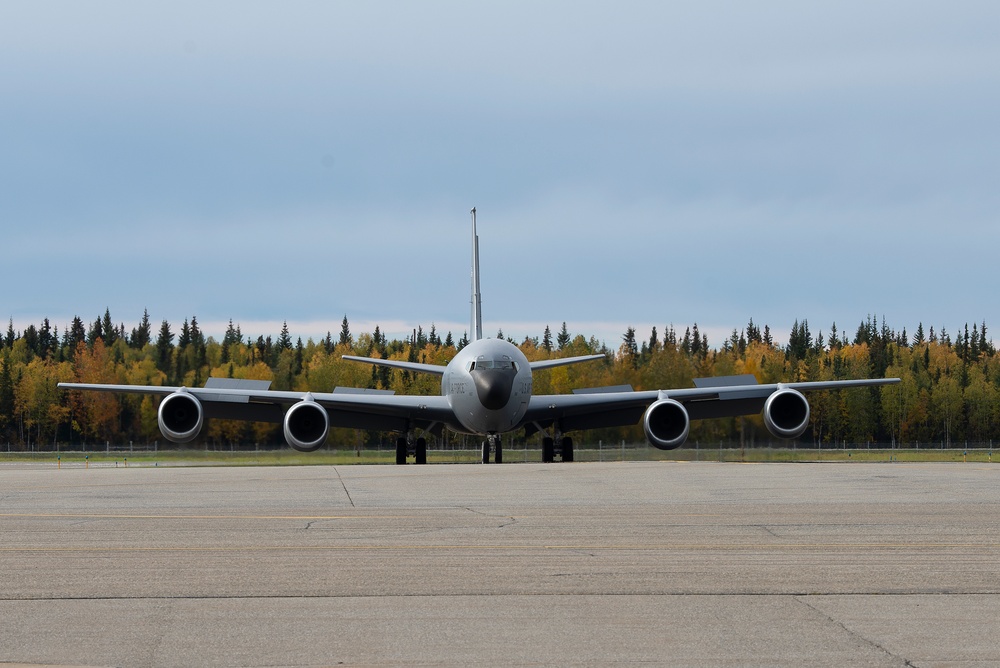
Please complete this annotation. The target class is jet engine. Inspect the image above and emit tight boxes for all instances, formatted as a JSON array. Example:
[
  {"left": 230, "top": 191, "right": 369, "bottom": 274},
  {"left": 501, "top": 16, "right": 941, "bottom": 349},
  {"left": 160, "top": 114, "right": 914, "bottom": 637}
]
[
  {"left": 642, "top": 398, "right": 690, "bottom": 450},
  {"left": 157, "top": 391, "right": 204, "bottom": 443},
  {"left": 283, "top": 398, "right": 330, "bottom": 452},
  {"left": 763, "top": 388, "right": 810, "bottom": 439}
]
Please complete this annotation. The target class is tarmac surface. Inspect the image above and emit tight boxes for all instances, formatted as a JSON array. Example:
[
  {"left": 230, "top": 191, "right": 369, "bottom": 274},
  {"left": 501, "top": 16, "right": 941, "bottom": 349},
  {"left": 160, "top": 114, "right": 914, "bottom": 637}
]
[{"left": 1, "top": 460, "right": 999, "bottom": 666}]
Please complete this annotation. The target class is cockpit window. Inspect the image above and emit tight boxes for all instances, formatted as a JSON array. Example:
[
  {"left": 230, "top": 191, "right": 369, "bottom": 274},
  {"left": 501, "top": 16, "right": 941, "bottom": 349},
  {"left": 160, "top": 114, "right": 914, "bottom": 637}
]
[{"left": 470, "top": 357, "right": 516, "bottom": 371}]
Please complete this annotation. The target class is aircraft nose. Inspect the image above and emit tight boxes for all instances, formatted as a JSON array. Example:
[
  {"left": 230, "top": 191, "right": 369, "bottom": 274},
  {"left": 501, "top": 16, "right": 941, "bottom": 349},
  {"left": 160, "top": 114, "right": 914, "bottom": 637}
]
[{"left": 472, "top": 369, "right": 516, "bottom": 411}]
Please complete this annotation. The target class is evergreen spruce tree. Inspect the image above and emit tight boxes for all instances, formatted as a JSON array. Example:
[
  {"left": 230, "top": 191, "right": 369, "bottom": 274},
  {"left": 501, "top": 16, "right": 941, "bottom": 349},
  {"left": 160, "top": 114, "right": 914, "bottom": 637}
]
[
  {"left": 828, "top": 322, "right": 840, "bottom": 350},
  {"left": 69, "top": 317, "right": 86, "bottom": 351},
  {"left": 102, "top": 308, "right": 116, "bottom": 345},
  {"left": 4, "top": 319, "right": 14, "bottom": 349},
  {"left": 557, "top": 322, "right": 570, "bottom": 350},
  {"left": 131, "top": 309, "right": 152, "bottom": 349},
  {"left": 339, "top": 316, "right": 352, "bottom": 347},
  {"left": 0, "top": 350, "right": 14, "bottom": 439},
  {"left": 726, "top": 329, "right": 739, "bottom": 352},
  {"left": 221, "top": 319, "right": 239, "bottom": 363},
  {"left": 278, "top": 321, "right": 292, "bottom": 351},
  {"left": 444, "top": 331, "right": 454, "bottom": 349},
  {"left": 87, "top": 317, "right": 103, "bottom": 347},
  {"left": 190, "top": 316, "right": 207, "bottom": 368},
  {"left": 621, "top": 327, "right": 638, "bottom": 368},
  {"left": 542, "top": 325, "right": 553, "bottom": 352},
  {"left": 178, "top": 319, "right": 191, "bottom": 350},
  {"left": 22, "top": 324, "right": 38, "bottom": 360},
  {"left": 38, "top": 318, "right": 53, "bottom": 359},
  {"left": 156, "top": 320, "right": 174, "bottom": 380}
]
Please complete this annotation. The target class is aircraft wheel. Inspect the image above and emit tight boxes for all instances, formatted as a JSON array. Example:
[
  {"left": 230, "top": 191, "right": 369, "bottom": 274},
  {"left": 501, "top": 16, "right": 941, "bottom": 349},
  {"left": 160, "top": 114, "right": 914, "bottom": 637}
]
[
  {"left": 482, "top": 441, "right": 490, "bottom": 464},
  {"left": 395, "top": 437, "right": 407, "bottom": 465},
  {"left": 415, "top": 437, "right": 427, "bottom": 465},
  {"left": 541, "top": 437, "right": 554, "bottom": 463},
  {"left": 495, "top": 441, "right": 503, "bottom": 464},
  {"left": 561, "top": 437, "right": 574, "bottom": 462}
]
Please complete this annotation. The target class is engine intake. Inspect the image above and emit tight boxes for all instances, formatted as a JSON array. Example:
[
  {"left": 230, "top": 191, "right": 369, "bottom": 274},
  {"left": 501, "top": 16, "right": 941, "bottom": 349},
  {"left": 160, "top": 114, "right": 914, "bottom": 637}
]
[
  {"left": 643, "top": 398, "right": 690, "bottom": 450},
  {"left": 284, "top": 398, "right": 330, "bottom": 452},
  {"left": 763, "top": 388, "right": 810, "bottom": 439},
  {"left": 157, "top": 391, "right": 204, "bottom": 443}
]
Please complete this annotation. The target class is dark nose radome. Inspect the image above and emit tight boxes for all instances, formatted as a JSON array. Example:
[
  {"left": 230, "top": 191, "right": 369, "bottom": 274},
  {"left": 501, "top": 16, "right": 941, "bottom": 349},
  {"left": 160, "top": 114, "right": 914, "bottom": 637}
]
[{"left": 472, "top": 369, "right": 516, "bottom": 410}]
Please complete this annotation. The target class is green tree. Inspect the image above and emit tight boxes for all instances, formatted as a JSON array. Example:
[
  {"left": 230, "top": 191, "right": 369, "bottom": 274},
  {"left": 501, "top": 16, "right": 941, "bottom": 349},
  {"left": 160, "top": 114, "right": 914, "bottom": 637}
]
[
  {"left": 278, "top": 321, "right": 292, "bottom": 351},
  {"left": 339, "top": 316, "right": 352, "bottom": 347},
  {"left": 557, "top": 322, "right": 570, "bottom": 350},
  {"left": 156, "top": 320, "right": 174, "bottom": 380},
  {"left": 0, "top": 350, "right": 15, "bottom": 439},
  {"left": 131, "top": 309, "right": 152, "bottom": 349}
]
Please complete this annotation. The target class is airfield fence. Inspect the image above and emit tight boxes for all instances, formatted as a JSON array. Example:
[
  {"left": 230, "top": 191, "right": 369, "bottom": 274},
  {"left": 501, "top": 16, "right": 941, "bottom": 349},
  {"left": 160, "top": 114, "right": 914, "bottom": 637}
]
[{"left": 2, "top": 438, "right": 996, "bottom": 463}]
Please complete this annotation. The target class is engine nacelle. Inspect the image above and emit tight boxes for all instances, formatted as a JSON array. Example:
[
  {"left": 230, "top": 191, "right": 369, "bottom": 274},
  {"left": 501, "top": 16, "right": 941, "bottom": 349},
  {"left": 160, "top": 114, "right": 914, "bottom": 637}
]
[
  {"left": 157, "top": 391, "right": 204, "bottom": 443},
  {"left": 283, "top": 398, "right": 330, "bottom": 452},
  {"left": 763, "top": 388, "right": 810, "bottom": 439},
  {"left": 642, "top": 398, "right": 690, "bottom": 450}
]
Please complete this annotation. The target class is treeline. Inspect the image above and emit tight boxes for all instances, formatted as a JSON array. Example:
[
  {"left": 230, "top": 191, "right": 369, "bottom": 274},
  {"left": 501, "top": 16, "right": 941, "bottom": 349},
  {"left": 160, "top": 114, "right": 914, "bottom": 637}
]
[{"left": 1, "top": 310, "right": 998, "bottom": 449}]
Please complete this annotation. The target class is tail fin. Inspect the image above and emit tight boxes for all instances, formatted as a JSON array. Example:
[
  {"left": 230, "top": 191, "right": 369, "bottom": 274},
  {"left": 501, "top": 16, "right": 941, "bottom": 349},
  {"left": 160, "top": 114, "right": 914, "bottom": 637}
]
[{"left": 470, "top": 207, "right": 483, "bottom": 341}]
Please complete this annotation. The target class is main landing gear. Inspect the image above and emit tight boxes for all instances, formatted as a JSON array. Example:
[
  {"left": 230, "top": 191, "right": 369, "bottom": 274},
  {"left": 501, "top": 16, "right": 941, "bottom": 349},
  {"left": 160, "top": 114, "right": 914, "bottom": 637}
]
[
  {"left": 541, "top": 436, "right": 574, "bottom": 463},
  {"left": 481, "top": 434, "right": 502, "bottom": 464},
  {"left": 395, "top": 436, "right": 427, "bottom": 465}
]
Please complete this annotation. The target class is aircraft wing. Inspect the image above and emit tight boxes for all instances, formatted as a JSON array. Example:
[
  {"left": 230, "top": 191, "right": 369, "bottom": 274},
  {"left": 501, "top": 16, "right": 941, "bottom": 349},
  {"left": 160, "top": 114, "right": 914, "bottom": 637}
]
[
  {"left": 522, "top": 377, "right": 900, "bottom": 434},
  {"left": 57, "top": 382, "right": 457, "bottom": 434}
]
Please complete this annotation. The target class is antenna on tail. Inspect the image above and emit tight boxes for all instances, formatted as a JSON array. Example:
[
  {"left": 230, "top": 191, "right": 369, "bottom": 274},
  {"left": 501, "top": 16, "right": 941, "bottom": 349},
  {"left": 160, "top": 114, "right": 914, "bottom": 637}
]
[{"left": 470, "top": 207, "right": 483, "bottom": 342}]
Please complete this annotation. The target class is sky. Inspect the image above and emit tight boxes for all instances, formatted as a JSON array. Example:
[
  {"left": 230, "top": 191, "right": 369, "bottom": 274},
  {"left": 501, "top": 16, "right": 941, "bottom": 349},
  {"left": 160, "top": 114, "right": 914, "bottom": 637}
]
[{"left": 2, "top": 1, "right": 998, "bottom": 350}]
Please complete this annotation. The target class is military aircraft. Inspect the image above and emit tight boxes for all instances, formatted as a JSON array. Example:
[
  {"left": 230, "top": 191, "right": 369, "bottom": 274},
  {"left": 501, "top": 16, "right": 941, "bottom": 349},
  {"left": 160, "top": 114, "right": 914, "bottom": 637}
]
[{"left": 59, "top": 208, "right": 899, "bottom": 464}]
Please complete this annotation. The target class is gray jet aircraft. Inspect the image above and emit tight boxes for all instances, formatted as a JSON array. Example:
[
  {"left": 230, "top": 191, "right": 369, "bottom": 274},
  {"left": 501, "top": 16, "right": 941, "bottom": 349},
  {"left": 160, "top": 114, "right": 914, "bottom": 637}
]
[{"left": 59, "top": 209, "right": 900, "bottom": 463}]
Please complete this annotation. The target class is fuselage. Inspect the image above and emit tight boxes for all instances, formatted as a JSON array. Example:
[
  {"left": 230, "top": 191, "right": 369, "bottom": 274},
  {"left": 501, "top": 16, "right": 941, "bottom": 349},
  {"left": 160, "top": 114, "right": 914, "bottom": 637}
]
[{"left": 441, "top": 337, "right": 532, "bottom": 435}]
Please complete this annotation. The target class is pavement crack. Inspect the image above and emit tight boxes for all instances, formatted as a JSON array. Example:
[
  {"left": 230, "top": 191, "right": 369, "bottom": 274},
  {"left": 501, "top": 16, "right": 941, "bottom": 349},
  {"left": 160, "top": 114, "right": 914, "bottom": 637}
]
[
  {"left": 753, "top": 524, "right": 782, "bottom": 538},
  {"left": 795, "top": 595, "right": 914, "bottom": 666},
  {"left": 332, "top": 467, "right": 355, "bottom": 508},
  {"left": 463, "top": 506, "right": 517, "bottom": 528}
]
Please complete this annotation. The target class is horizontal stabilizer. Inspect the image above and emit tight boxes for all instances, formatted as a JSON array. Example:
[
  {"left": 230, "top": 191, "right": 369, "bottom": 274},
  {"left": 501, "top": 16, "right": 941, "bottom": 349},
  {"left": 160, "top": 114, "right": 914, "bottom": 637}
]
[
  {"left": 572, "top": 385, "right": 634, "bottom": 395},
  {"left": 333, "top": 387, "right": 396, "bottom": 395},
  {"left": 342, "top": 355, "right": 446, "bottom": 376},
  {"left": 530, "top": 354, "right": 605, "bottom": 371}
]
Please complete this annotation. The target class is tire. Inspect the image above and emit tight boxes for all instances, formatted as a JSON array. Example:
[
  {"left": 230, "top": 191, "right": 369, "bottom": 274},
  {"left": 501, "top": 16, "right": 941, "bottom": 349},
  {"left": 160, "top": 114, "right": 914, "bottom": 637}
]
[
  {"left": 395, "top": 438, "right": 407, "bottom": 465},
  {"left": 495, "top": 441, "right": 503, "bottom": 464},
  {"left": 482, "top": 441, "right": 490, "bottom": 464},
  {"left": 541, "top": 437, "right": 554, "bottom": 463},
  {"left": 561, "top": 437, "right": 574, "bottom": 462},
  {"left": 415, "top": 437, "right": 427, "bottom": 465}
]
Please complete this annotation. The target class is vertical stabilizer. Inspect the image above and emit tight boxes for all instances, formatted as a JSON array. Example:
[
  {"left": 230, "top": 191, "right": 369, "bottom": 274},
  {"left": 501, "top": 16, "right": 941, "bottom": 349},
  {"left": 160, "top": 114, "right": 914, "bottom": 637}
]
[{"left": 470, "top": 207, "right": 483, "bottom": 341}]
